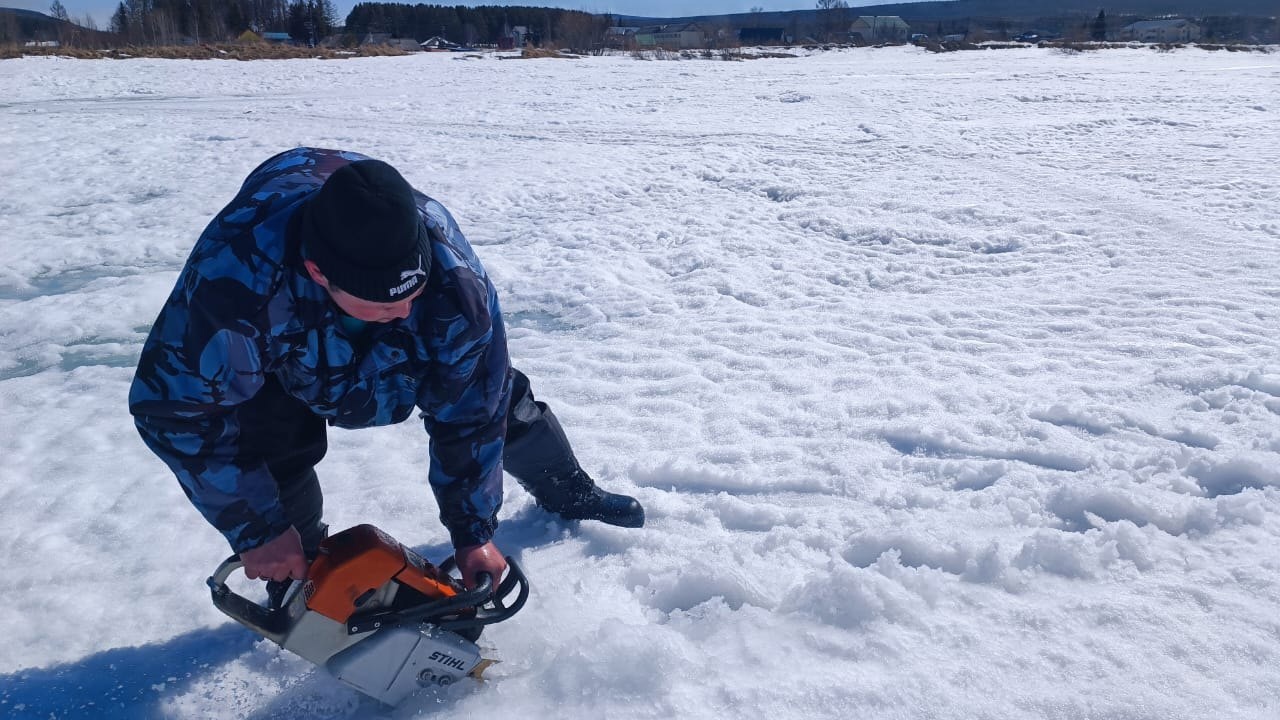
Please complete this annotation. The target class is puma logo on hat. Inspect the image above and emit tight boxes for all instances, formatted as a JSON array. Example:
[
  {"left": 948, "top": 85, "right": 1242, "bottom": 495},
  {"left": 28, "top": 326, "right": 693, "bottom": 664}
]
[
  {"left": 389, "top": 255, "right": 426, "bottom": 297},
  {"left": 400, "top": 255, "right": 427, "bottom": 282}
]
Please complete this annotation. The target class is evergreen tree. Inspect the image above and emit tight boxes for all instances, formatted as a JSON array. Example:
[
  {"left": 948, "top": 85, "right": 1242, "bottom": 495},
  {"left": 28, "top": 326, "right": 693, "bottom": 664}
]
[
  {"left": 110, "top": 1, "right": 129, "bottom": 34},
  {"left": 1091, "top": 9, "right": 1107, "bottom": 41},
  {"left": 286, "top": 0, "right": 332, "bottom": 44}
]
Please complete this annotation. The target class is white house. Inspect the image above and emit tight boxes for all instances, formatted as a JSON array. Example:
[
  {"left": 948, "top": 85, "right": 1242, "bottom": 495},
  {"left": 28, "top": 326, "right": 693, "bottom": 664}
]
[
  {"left": 636, "top": 23, "right": 705, "bottom": 50},
  {"left": 849, "top": 16, "right": 910, "bottom": 43},
  {"left": 1122, "top": 19, "right": 1201, "bottom": 43}
]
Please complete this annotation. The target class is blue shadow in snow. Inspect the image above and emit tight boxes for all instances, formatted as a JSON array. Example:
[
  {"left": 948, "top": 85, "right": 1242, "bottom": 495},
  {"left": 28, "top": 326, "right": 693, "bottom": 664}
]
[{"left": 0, "top": 624, "right": 256, "bottom": 720}]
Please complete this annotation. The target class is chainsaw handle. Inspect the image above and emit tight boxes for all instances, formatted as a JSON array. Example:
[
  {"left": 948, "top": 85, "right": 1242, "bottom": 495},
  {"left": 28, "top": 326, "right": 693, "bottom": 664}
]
[
  {"left": 435, "top": 555, "right": 530, "bottom": 633},
  {"left": 207, "top": 556, "right": 291, "bottom": 644},
  {"left": 345, "top": 555, "right": 529, "bottom": 636}
]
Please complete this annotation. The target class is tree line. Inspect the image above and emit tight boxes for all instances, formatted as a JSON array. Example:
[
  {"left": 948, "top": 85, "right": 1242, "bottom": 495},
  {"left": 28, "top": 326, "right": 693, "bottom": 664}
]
[
  {"left": 105, "top": 0, "right": 339, "bottom": 45},
  {"left": 342, "top": 4, "right": 609, "bottom": 48},
  {"left": 18, "top": 0, "right": 1277, "bottom": 48},
  {"left": 37, "top": 0, "right": 608, "bottom": 47}
]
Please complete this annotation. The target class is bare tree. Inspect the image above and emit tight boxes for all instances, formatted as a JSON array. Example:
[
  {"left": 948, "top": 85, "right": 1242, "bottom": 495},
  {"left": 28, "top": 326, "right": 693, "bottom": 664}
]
[
  {"left": 152, "top": 7, "right": 178, "bottom": 44},
  {"left": 49, "top": 0, "right": 71, "bottom": 45},
  {"left": 1, "top": 11, "right": 18, "bottom": 45},
  {"left": 816, "top": 0, "right": 849, "bottom": 42},
  {"left": 554, "top": 11, "right": 597, "bottom": 53},
  {"left": 202, "top": 7, "right": 227, "bottom": 42}
]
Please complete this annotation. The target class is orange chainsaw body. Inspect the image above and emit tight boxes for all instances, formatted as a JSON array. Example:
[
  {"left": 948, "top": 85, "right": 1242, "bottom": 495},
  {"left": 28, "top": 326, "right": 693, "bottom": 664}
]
[{"left": 304, "top": 524, "right": 462, "bottom": 623}]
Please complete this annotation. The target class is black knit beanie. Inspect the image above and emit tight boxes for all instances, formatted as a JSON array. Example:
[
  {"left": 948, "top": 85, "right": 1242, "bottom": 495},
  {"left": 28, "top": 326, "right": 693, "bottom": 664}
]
[{"left": 300, "top": 159, "right": 431, "bottom": 303}]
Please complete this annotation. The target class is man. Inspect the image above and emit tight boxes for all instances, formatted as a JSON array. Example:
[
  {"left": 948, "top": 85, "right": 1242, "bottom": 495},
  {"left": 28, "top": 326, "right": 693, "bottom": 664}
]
[{"left": 129, "top": 147, "right": 644, "bottom": 593}]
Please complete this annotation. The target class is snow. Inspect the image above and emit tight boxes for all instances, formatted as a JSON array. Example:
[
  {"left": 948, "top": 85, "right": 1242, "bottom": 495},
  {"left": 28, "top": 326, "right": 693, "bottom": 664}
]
[{"left": 1, "top": 45, "right": 1279, "bottom": 719}]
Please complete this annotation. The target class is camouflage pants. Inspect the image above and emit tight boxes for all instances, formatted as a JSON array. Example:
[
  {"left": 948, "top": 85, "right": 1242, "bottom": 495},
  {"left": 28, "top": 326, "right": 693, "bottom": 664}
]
[{"left": 262, "top": 368, "right": 570, "bottom": 552}]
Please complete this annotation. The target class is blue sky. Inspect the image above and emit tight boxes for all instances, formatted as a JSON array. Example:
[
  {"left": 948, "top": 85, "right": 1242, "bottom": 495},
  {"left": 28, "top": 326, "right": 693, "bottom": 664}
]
[{"left": 9, "top": 0, "right": 889, "bottom": 31}]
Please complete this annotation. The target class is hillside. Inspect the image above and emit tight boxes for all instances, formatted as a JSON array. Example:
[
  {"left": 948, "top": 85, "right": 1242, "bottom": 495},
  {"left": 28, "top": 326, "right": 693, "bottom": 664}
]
[
  {"left": 621, "top": 0, "right": 1278, "bottom": 27},
  {"left": 0, "top": 7, "right": 111, "bottom": 44}
]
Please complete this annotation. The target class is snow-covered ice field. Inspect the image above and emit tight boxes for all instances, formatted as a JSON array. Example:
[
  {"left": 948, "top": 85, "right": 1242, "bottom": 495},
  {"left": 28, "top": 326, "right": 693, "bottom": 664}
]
[{"left": 1, "top": 45, "right": 1279, "bottom": 719}]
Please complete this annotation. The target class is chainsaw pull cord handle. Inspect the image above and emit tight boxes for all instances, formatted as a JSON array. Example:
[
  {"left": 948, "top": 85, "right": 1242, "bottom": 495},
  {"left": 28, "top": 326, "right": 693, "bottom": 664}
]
[{"left": 207, "top": 556, "right": 292, "bottom": 645}]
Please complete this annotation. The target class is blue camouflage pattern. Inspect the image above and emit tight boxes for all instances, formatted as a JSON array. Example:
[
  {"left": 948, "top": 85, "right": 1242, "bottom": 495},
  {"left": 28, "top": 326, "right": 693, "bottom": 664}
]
[{"left": 129, "top": 147, "right": 512, "bottom": 552}]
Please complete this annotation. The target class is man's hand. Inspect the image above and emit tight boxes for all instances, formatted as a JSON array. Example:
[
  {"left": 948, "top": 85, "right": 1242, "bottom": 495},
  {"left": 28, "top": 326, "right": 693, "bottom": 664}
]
[
  {"left": 455, "top": 541, "right": 507, "bottom": 594},
  {"left": 241, "top": 526, "right": 309, "bottom": 582}
]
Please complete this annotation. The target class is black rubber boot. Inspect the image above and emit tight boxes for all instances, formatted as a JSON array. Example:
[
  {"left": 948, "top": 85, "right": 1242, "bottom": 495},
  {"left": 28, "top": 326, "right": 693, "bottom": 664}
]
[
  {"left": 504, "top": 405, "right": 644, "bottom": 528},
  {"left": 525, "top": 467, "right": 645, "bottom": 528}
]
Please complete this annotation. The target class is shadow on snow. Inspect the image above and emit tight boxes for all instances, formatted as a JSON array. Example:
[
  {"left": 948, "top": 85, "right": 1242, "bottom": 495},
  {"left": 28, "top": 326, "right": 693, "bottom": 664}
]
[{"left": 0, "top": 624, "right": 256, "bottom": 720}]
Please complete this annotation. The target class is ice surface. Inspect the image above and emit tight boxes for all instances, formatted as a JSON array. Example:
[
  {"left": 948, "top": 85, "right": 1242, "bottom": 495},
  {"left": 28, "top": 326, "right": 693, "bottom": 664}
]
[{"left": 1, "top": 46, "right": 1278, "bottom": 719}]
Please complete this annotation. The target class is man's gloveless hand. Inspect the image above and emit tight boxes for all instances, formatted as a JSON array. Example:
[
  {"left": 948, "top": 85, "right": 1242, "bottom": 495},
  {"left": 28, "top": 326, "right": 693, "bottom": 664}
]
[
  {"left": 455, "top": 541, "right": 507, "bottom": 594},
  {"left": 241, "top": 526, "right": 309, "bottom": 582}
]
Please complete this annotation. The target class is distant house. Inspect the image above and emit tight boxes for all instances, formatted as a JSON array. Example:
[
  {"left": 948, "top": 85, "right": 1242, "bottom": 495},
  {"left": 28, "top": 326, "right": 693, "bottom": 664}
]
[
  {"left": 604, "top": 26, "right": 639, "bottom": 49},
  {"left": 849, "top": 16, "right": 910, "bottom": 43},
  {"left": 420, "top": 36, "right": 458, "bottom": 51},
  {"left": 636, "top": 23, "right": 705, "bottom": 50},
  {"left": 739, "top": 27, "right": 788, "bottom": 46},
  {"left": 358, "top": 33, "right": 418, "bottom": 50},
  {"left": 389, "top": 38, "right": 421, "bottom": 51},
  {"left": 496, "top": 24, "right": 527, "bottom": 49},
  {"left": 1122, "top": 19, "right": 1201, "bottom": 43}
]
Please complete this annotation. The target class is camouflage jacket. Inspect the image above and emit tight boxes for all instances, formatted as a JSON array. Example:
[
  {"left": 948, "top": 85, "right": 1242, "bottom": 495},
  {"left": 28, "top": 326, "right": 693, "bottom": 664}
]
[{"left": 129, "top": 148, "right": 511, "bottom": 553}]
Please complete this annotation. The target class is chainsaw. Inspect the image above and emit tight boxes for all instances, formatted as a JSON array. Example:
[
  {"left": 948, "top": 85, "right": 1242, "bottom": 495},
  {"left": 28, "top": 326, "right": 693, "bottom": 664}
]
[{"left": 206, "top": 524, "right": 529, "bottom": 706}]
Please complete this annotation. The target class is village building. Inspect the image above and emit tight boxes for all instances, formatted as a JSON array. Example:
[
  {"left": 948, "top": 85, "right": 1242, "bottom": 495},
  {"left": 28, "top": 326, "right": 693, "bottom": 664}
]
[
  {"left": 739, "top": 27, "right": 788, "bottom": 46},
  {"left": 849, "top": 16, "right": 910, "bottom": 43},
  {"left": 1122, "top": 19, "right": 1201, "bottom": 43},
  {"left": 636, "top": 23, "right": 706, "bottom": 50}
]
